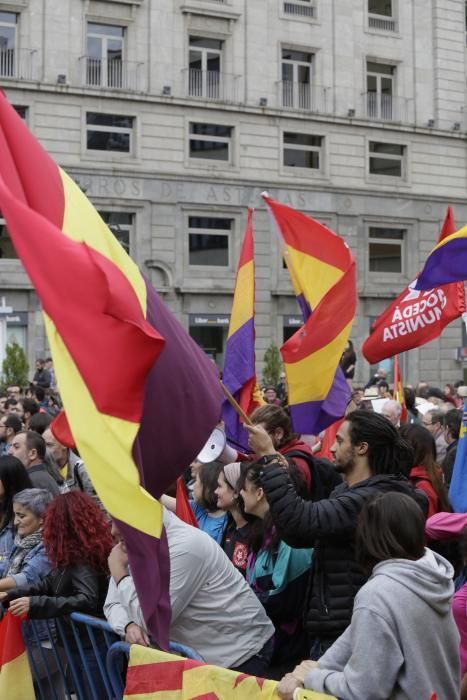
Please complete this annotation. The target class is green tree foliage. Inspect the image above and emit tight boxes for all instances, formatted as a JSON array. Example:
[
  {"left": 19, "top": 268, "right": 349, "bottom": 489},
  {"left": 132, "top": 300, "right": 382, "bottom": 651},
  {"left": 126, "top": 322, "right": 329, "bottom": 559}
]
[
  {"left": 2, "top": 339, "right": 29, "bottom": 388},
  {"left": 262, "top": 341, "right": 282, "bottom": 388}
]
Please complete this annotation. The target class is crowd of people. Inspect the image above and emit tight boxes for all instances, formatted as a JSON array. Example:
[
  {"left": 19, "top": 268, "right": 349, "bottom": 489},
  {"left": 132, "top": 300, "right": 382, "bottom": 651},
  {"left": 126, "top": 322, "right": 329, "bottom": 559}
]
[{"left": 0, "top": 357, "right": 466, "bottom": 699}]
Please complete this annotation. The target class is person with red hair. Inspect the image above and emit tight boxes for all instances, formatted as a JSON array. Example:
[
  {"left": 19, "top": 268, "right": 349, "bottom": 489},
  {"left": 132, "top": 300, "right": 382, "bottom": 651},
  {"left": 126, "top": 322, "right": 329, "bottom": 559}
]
[{"left": 2, "top": 491, "right": 113, "bottom": 699}]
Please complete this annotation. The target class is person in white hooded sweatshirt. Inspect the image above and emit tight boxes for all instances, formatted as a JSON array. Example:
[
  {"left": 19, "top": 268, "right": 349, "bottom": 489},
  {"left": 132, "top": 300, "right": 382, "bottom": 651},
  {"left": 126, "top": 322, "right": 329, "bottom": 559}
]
[{"left": 277, "top": 492, "right": 460, "bottom": 700}]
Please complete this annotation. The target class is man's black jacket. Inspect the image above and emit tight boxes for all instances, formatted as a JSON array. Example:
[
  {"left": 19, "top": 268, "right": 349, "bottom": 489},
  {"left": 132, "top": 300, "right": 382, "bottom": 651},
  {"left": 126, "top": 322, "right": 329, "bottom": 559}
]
[{"left": 261, "top": 464, "right": 428, "bottom": 642}]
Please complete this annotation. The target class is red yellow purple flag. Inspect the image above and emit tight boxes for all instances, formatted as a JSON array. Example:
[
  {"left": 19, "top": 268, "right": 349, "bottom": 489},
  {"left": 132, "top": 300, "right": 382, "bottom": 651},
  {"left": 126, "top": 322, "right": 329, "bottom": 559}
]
[
  {"left": 393, "top": 355, "right": 408, "bottom": 424},
  {"left": 123, "top": 646, "right": 336, "bottom": 700},
  {"left": 263, "top": 194, "right": 356, "bottom": 434},
  {"left": 0, "top": 92, "right": 223, "bottom": 647},
  {"left": 0, "top": 612, "right": 34, "bottom": 700},
  {"left": 222, "top": 209, "right": 263, "bottom": 448},
  {"left": 362, "top": 206, "right": 465, "bottom": 364}
]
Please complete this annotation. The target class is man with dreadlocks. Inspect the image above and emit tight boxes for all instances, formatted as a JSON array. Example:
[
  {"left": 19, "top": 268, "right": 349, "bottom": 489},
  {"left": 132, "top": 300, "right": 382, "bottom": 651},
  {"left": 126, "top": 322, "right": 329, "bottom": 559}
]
[{"left": 246, "top": 410, "right": 429, "bottom": 661}]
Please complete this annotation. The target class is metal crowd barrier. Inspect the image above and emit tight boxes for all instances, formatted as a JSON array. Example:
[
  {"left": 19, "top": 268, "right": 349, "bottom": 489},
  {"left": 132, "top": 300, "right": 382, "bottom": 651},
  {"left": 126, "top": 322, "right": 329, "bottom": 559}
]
[{"left": 22, "top": 613, "right": 204, "bottom": 700}]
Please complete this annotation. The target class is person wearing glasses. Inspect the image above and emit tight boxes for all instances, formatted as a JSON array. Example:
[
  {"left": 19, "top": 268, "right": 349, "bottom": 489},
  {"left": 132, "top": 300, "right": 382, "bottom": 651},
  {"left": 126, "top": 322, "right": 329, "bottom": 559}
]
[{"left": 422, "top": 410, "right": 448, "bottom": 462}]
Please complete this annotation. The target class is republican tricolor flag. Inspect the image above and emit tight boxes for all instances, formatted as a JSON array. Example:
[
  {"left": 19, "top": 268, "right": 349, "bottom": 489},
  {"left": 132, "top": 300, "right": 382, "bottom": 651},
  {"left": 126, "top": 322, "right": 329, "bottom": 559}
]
[
  {"left": 363, "top": 207, "right": 465, "bottom": 364},
  {"left": 0, "top": 91, "right": 222, "bottom": 647},
  {"left": 264, "top": 195, "right": 356, "bottom": 435},
  {"left": 222, "top": 209, "right": 263, "bottom": 448},
  {"left": 0, "top": 613, "right": 34, "bottom": 700},
  {"left": 392, "top": 355, "right": 408, "bottom": 424}
]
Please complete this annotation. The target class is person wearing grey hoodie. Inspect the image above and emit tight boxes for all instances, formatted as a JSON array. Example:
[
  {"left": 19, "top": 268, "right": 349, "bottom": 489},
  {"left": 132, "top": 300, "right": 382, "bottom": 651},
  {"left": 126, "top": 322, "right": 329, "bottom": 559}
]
[{"left": 278, "top": 492, "right": 460, "bottom": 700}]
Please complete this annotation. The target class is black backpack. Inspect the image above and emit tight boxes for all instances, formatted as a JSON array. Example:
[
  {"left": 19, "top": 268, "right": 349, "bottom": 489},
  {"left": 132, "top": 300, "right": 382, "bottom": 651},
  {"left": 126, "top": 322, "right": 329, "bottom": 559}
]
[{"left": 284, "top": 450, "right": 343, "bottom": 502}]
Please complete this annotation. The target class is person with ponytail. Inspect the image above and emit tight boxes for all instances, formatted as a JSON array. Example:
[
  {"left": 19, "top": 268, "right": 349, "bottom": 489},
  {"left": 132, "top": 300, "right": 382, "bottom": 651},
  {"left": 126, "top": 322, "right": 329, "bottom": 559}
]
[{"left": 246, "top": 410, "right": 428, "bottom": 660}]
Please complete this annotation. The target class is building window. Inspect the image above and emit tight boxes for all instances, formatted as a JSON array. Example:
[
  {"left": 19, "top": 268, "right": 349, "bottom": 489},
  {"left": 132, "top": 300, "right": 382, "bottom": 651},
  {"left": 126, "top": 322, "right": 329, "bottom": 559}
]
[
  {"left": 189, "top": 123, "right": 232, "bottom": 162},
  {"left": 86, "top": 23, "right": 124, "bottom": 88},
  {"left": 0, "top": 12, "right": 16, "bottom": 78},
  {"left": 366, "top": 62, "right": 395, "bottom": 120},
  {"left": 281, "top": 49, "right": 313, "bottom": 109},
  {"left": 188, "top": 216, "right": 231, "bottom": 266},
  {"left": 188, "top": 36, "right": 223, "bottom": 99},
  {"left": 368, "top": 0, "right": 396, "bottom": 31},
  {"left": 368, "top": 227, "right": 404, "bottom": 273},
  {"left": 86, "top": 113, "right": 134, "bottom": 153},
  {"left": 283, "top": 0, "right": 315, "bottom": 19},
  {"left": 13, "top": 105, "right": 27, "bottom": 120},
  {"left": 0, "top": 216, "right": 18, "bottom": 258},
  {"left": 283, "top": 132, "right": 323, "bottom": 170},
  {"left": 99, "top": 211, "right": 134, "bottom": 255},
  {"left": 369, "top": 141, "right": 405, "bottom": 177}
]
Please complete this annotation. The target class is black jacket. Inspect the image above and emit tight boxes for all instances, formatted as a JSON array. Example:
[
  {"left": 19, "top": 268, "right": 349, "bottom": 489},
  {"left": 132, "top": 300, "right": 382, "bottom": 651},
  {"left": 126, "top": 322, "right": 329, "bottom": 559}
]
[
  {"left": 6, "top": 564, "right": 108, "bottom": 644},
  {"left": 261, "top": 465, "right": 428, "bottom": 643}
]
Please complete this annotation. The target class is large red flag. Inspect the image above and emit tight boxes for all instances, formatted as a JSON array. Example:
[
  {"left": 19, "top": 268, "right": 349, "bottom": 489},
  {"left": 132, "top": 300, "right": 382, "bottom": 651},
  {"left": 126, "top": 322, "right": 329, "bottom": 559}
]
[{"left": 362, "top": 207, "right": 465, "bottom": 365}]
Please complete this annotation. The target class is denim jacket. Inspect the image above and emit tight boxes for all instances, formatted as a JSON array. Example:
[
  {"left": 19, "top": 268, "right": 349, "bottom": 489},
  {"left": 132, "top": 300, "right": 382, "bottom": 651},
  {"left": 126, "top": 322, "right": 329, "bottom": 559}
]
[
  {"left": 0, "top": 523, "right": 14, "bottom": 564},
  {"left": 0, "top": 540, "right": 51, "bottom": 587}
]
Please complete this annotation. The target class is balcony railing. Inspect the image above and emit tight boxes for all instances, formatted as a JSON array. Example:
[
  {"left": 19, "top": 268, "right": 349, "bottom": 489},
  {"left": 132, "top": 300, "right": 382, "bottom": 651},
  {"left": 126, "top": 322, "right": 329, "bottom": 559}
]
[
  {"left": 185, "top": 68, "right": 240, "bottom": 103},
  {"left": 283, "top": 1, "right": 315, "bottom": 18},
  {"left": 368, "top": 14, "right": 397, "bottom": 32},
  {"left": 278, "top": 81, "right": 331, "bottom": 114},
  {"left": 0, "top": 48, "right": 37, "bottom": 81},
  {"left": 79, "top": 56, "right": 144, "bottom": 92},
  {"left": 362, "top": 92, "right": 412, "bottom": 123}
]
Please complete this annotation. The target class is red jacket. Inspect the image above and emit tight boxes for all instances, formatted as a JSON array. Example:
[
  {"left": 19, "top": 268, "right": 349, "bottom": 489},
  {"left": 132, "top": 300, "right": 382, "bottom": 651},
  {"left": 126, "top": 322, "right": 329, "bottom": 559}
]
[
  {"left": 409, "top": 465, "right": 440, "bottom": 519},
  {"left": 280, "top": 438, "right": 313, "bottom": 493}
]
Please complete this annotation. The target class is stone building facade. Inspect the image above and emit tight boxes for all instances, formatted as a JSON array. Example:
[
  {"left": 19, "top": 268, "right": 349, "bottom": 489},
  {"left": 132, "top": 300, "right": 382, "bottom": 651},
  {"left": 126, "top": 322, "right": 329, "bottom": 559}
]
[{"left": 1, "top": 0, "right": 467, "bottom": 385}]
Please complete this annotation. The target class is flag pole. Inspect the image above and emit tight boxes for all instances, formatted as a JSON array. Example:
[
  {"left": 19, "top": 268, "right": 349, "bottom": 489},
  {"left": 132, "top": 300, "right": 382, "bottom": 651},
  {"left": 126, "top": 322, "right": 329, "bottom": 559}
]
[{"left": 220, "top": 382, "right": 254, "bottom": 426}]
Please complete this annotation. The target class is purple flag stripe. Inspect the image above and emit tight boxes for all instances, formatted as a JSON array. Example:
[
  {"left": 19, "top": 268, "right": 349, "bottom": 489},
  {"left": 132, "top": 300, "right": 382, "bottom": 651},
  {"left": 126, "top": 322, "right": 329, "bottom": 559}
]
[
  {"left": 135, "top": 280, "right": 223, "bottom": 498},
  {"left": 129, "top": 280, "right": 223, "bottom": 648},
  {"left": 222, "top": 318, "right": 255, "bottom": 450},
  {"left": 296, "top": 293, "right": 311, "bottom": 321},
  {"left": 416, "top": 238, "right": 467, "bottom": 290},
  {"left": 290, "top": 366, "right": 350, "bottom": 434},
  {"left": 117, "top": 518, "right": 171, "bottom": 650}
]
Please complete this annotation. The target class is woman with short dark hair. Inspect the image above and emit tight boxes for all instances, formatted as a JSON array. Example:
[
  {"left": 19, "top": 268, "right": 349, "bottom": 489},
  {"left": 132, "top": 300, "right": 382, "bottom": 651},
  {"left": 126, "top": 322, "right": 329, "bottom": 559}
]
[{"left": 278, "top": 492, "right": 460, "bottom": 700}]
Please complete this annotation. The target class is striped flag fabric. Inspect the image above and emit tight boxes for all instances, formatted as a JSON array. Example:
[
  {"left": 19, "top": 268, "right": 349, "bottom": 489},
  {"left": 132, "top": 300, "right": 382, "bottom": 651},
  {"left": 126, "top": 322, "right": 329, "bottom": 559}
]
[
  {"left": 448, "top": 400, "right": 467, "bottom": 512},
  {"left": 362, "top": 206, "right": 465, "bottom": 364},
  {"left": 123, "top": 645, "right": 336, "bottom": 699},
  {"left": 0, "top": 92, "right": 223, "bottom": 647},
  {"left": 392, "top": 355, "right": 408, "bottom": 424},
  {"left": 0, "top": 613, "right": 34, "bottom": 700},
  {"left": 222, "top": 209, "right": 263, "bottom": 448},
  {"left": 416, "top": 212, "right": 467, "bottom": 290},
  {"left": 263, "top": 194, "right": 356, "bottom": 435}
]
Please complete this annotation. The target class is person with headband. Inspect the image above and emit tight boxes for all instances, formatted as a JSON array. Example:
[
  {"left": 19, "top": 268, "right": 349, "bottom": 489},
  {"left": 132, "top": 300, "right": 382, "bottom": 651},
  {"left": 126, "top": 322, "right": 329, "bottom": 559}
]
[{"left": 216, "top": 462, "right": 252, "bottom": 575}]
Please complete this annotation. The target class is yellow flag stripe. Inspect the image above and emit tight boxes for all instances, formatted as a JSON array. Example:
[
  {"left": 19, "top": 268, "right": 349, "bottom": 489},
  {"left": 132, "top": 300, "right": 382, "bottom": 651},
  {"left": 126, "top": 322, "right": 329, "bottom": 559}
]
[
  {"left": 287, "top": 245, "right": 343, "bottom": 310},
  {"left": 434, "top": 224, "right": 467, "bottom": 251},
  {"left": 45, "top": 314, "right": 162, "bottom": 537},
  {"left": 285, "top": 320, "right": 354, "bottom": 404},
  {"left": 60, "top": 169, "right": 146, "bottom": 313},
  {"left": 0, "top": 651, "right": 35, "bottom": 700},
  {"left": 228, "top": 259, "right": 254, "bottom": 338}
]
